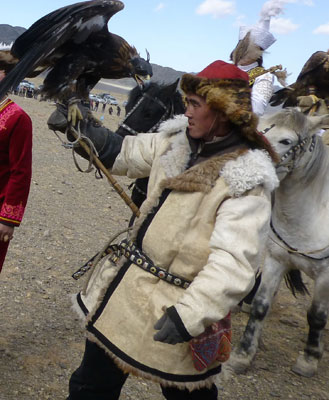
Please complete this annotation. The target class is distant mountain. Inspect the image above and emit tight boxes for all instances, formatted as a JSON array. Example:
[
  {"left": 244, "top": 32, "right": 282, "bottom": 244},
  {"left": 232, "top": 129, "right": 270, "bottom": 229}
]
[
  {"left": 151, "top": 63, "right": 188, "bottom": 83},
  {"left": 0, "top": 24, "right": 26, "bottom": 45},
  {"left": 112, "top": 63, "right": 188, "bottom": 89},
  {"left": 0, "top": 24, "right": 189, "bottom": 87}
]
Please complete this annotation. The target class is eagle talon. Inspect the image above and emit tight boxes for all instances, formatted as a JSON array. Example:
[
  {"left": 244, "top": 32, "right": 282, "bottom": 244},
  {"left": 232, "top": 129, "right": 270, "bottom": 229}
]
[{"left": 68, "top": 102, "right": 83, "bottom": 127}]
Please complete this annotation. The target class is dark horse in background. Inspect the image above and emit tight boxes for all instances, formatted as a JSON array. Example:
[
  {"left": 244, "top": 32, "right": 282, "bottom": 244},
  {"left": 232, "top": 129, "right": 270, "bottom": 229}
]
[
  {"left": 48, "top": 79, "right": 185, "bottom": 218},
  {"left": 116, "top": 79, "right": 185, "bottom": 217}
]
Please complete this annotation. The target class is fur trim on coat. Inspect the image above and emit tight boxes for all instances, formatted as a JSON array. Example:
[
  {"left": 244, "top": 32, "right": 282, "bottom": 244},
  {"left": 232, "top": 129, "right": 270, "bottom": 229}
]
[{"left": 220, "top": 149, "right": 279, "bottom": 196}]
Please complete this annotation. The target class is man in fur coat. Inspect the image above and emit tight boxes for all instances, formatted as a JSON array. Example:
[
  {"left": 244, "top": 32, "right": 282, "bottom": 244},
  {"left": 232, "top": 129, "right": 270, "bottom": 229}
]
[{"left": 67, "top": 60, "right": 279, "bottom": 400}]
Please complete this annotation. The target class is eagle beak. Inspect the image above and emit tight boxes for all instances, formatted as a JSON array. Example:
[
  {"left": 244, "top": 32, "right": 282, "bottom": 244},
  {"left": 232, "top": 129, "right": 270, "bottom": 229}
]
[{"left": 135, "top": 74, "right": 151, "bottom": 89}]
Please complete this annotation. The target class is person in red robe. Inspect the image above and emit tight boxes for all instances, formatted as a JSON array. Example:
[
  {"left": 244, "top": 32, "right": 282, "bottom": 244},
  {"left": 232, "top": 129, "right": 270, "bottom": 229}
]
[{"left": 0, "top": 70, "right": 32, "bottom": 272}]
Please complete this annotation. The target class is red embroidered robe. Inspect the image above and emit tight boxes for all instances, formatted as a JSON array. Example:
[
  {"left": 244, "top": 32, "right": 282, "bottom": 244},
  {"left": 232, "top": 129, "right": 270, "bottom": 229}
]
[{"left": 0, "top": 98, "right": 32, "bottom": 270}]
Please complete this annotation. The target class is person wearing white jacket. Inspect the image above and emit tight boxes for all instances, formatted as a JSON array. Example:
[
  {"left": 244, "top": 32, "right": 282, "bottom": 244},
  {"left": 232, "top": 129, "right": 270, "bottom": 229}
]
[
  {"left": 67, "top": 60, "right": 279, "bottom": 400},
  {"left": 230, "top": 2, "right": 287, "bottom": 117}
]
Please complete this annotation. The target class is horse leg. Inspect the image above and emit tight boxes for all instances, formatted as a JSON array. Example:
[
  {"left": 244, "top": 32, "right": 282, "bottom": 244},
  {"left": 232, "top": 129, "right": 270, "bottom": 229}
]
[
  {"left": 292, "top": 273, "right": 329, "bottom": 377},
  {"left": 227, "top": 258, "right": 286, "bottom": 374}
]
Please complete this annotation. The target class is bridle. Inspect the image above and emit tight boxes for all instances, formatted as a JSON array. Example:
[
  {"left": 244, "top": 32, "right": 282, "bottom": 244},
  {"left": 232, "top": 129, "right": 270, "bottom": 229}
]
[
  {"left": 118, "top": 92, "right": 174, "bottom": 136},
  {"left": 276, "top": 133, "right": 316, "bottom": 173},
  {"left": 260, "top": 123, "right": 317, "bottom": 173},
  {"left": 260, "top": 125, "right": 327, "bottom": 259}
]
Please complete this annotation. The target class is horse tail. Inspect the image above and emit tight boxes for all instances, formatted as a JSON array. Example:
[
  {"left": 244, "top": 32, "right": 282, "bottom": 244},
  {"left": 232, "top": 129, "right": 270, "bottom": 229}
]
[{"left": 284, "top": 270, "right": 310, "bottom": 297}]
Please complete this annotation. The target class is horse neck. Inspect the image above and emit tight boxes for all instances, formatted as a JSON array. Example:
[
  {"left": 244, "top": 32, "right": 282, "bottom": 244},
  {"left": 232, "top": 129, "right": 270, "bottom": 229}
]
[{"left": 273, "top": 147, "right": 329, "bottom": 228}]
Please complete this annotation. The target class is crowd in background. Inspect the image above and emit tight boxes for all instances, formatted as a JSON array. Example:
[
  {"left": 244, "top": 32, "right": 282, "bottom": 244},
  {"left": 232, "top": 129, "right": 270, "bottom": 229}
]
[{"left": 10, "top": 83, "right": 124, "bottom": 117}]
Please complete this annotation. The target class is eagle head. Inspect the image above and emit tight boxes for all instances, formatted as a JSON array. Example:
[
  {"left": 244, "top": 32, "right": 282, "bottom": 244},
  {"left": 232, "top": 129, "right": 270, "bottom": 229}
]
[{"left": 130, "top": 51, "right": 153, "bottom": 89}]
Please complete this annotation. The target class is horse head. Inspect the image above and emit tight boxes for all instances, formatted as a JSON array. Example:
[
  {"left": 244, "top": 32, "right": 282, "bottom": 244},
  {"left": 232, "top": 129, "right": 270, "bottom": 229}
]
[
  {"left": 116, "top": 79, "right": 185, "bottom": 137},
  {"left": 259, "top": 108, "right": 329, "bottom": 181}
]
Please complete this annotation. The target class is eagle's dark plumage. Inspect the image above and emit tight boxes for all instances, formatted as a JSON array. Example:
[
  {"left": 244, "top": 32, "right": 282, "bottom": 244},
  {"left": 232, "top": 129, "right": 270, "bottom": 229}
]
[
  {"left": 0, "top": 0, "right": 153, "bottom": 103},
  {"left": 270, "top": 50, "right": 329, "bottom": 107}
]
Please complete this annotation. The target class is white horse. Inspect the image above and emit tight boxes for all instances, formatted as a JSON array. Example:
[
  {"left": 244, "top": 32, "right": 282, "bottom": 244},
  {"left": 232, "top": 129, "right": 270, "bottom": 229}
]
[{"left": 227, "top": 108, "right": 329, "bottom": 378}]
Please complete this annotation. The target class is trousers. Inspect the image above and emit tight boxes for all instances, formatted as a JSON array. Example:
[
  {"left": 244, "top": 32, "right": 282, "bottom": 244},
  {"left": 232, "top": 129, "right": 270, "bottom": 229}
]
[
  {"left": 0, "top": 240, "right": 10, "bottom": 272},
  {"left": 67, "top": 339, "right": 218, "bottom": 400}
]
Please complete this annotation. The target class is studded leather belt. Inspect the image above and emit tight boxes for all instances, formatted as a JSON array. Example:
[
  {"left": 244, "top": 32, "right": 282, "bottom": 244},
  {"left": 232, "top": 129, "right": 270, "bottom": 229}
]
[
  {"left": 118, "top": 239, "right": 191, "bottom": 289},
  {"left": 73, "top": 238, "right": 191, "bottom": 290}
]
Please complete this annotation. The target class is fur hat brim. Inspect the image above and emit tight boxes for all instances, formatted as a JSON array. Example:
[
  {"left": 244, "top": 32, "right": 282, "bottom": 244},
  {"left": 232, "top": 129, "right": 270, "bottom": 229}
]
[{"left": 180, "top": 73, "right": 253, "bottom": 125}]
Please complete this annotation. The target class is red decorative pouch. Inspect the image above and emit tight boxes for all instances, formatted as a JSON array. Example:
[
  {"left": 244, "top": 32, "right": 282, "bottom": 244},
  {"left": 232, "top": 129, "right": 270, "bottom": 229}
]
[{"left": 189, "top": 313, "right": 232, "bottom": 371}]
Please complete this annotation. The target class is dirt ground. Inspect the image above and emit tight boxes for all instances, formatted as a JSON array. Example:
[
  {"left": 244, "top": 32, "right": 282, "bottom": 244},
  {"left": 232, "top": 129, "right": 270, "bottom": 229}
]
[{"left": 0, "top": 91, "right": 328, "bottom": 400}]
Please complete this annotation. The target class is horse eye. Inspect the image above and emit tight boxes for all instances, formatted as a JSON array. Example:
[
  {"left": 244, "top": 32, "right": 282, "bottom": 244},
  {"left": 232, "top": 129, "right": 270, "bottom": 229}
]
[{"left": 279, "top": 139, "right": 293, "bottom": 145}]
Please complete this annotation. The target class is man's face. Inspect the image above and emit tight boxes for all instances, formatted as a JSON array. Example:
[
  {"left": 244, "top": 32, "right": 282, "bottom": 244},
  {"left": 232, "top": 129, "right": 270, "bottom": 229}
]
[
  {"left": 0, "top": 70, "right": 5, "bottom": 82},
  {"left": 184, "top": 94, "right": 219, "bottom": 141}
]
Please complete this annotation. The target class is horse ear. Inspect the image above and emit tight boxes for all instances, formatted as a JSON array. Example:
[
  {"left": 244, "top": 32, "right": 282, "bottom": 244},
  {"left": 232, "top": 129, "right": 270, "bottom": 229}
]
[
  {"left": 146, "top": 49, "right": 150, "bottom": 62},
  {"left": 164, "top": 78, "right": 180, "bottom": 95},
  {"left": 308, "top": 114, "right": 329, "bottom": 132}
]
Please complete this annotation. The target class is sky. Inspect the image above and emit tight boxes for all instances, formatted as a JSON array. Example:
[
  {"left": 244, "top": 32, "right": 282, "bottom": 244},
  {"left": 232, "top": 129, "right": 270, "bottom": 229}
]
[{"left": 1, "top": 0, "right": 329, "bottom": 85}]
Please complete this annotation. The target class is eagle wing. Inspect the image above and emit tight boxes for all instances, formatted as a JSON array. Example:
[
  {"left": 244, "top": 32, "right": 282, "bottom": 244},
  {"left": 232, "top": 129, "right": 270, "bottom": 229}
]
[
  {"left": 270, "top": 51, "right": 329, "bottom": 107},
  {"left": 0, "top": 0, "right": 132, "bottom": 100},
  {"left": 296, "top": 51, "right": 329, "bottom": 81}
]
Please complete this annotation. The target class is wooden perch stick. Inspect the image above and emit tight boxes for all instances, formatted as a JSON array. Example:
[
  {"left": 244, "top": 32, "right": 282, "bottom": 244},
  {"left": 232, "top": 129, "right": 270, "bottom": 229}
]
[{"left": 70, "top": 127, "right": 140, "bottom": 217}]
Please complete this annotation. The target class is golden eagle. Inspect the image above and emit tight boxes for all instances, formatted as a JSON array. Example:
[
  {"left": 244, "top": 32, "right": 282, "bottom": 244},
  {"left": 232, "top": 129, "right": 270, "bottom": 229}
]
[
  {"left": 270, "top": 50, "right": 329, "bottom": 107},
  {"left": 0, "top": 0, "right": 152, "bottom": 121}
]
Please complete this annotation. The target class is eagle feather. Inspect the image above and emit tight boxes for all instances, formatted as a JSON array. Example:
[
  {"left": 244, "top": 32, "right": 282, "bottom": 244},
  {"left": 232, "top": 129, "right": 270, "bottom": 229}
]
[{"left": 0, "top": 0, "right": 152, "bottom": 103}]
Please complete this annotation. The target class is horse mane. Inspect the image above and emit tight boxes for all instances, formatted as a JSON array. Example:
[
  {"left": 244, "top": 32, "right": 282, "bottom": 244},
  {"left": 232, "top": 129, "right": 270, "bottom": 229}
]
[
  {"left": 126, "top": 81, "right": 185, "bottom": 116},
  {"left": 266, "top": 107, "right": 308, "bottom": 133},
  {"left": 126, "top": 84, "right": 145, "bottom": 111}
]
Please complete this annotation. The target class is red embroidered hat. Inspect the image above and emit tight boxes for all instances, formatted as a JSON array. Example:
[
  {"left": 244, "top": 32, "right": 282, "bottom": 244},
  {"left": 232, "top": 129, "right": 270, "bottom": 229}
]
[{"left": 197, "top": 60, "right": 249, "bottom": 81}]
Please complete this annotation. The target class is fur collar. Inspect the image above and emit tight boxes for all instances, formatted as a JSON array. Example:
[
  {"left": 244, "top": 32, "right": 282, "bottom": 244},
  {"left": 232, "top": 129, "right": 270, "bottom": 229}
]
[
  {"left": 156, "top": 115, "right": 279, "bottom": 197},
  {"left": 159, "top": 115, "right": 191, "bottom": 178},
  {"left": 131, "top": 130, "right": 278, "bottom": 240},
  {"left": 162, "top": 149, "right": 247, "bottom": 193},
  {"left": 161, "top": 148, "right": 279, "bottom": 196},
  {"left": 158, "top": 114, "right": 188, "bottom": 135},
  {"left": 220, "top": 149, "right": 279, "bottom": 196}
]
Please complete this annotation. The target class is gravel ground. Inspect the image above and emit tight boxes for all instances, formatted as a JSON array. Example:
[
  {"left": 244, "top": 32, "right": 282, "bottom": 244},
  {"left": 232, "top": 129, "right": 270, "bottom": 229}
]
[{"left": 0, "top": 93, "right": 328, "bottom": 400}]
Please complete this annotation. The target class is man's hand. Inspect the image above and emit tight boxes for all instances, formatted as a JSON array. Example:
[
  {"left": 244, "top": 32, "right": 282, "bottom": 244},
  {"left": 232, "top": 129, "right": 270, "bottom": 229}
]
[
  {"left": 153, "top": 313, "right": 185, "bottom": 345},
  {"left": 0, "top": 224, "right": 14, "bottom": 242}
]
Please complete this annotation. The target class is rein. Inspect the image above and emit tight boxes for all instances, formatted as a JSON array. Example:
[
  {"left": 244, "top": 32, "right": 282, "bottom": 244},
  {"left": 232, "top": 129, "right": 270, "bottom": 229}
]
[
  {"left": 118, "top": 92, "right": 174, "bottom": 136},
  {"left": 270, "top": 219, "right": 329, "bottom": 260}
]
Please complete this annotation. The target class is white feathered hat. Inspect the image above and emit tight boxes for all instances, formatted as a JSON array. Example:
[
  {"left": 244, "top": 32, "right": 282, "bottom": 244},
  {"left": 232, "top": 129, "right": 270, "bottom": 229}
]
[
  {"left": 231, "top": 0, "right": 285, "bottom": 64},
  {"left": 239, "top": 18, "right": 276, "bottom": 51}
]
